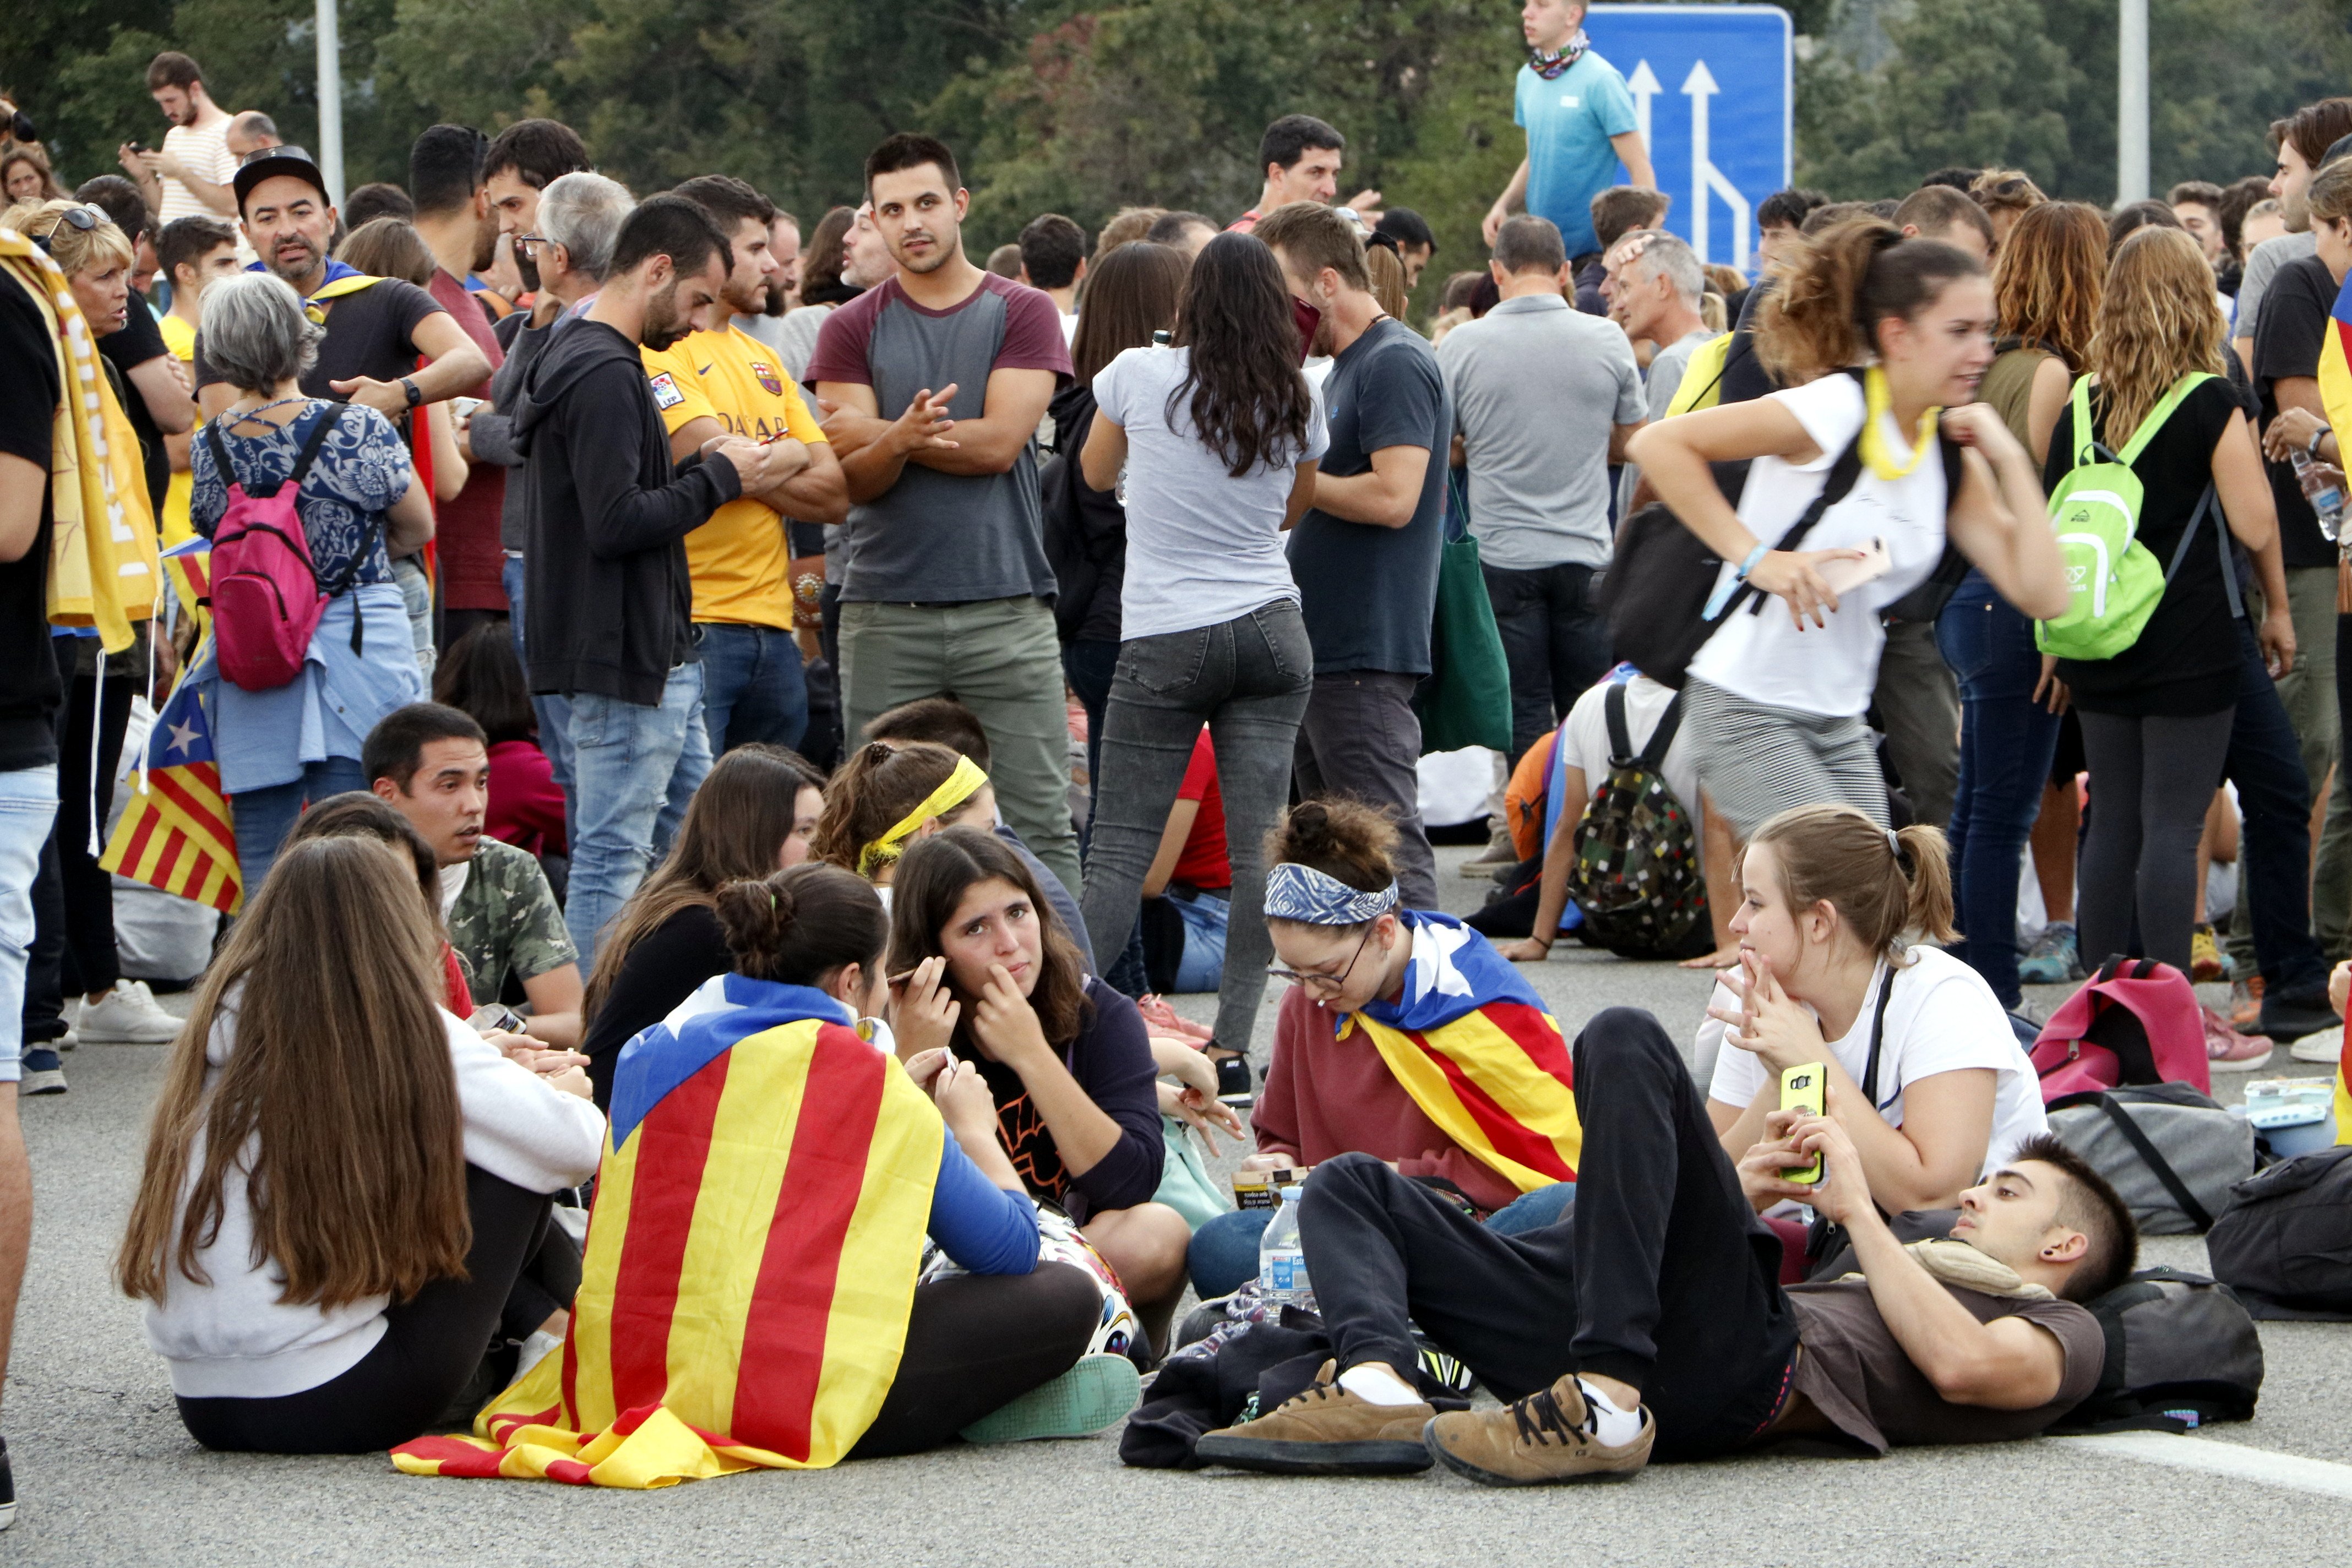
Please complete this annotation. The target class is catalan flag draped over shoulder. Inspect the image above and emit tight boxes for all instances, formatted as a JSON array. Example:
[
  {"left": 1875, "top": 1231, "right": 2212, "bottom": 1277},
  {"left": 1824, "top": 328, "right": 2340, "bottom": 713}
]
[
  {"left": 99, "top": 663, "right": 239, "bottom": 913},
  {"left": 2318, "top": 270, "right": 2352, "bottom": 455},
  {"left": 1341, "top": 912, "right": 1582, "bottom": 1193},
  {"left": 394, "top": 973, "right": 943, "bottom": 1488}
]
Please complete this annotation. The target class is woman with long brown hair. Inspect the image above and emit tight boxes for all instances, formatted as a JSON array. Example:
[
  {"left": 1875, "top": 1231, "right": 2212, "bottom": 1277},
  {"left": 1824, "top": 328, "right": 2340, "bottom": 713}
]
[
  {"left": 579, "top": 743, "right": 824, "bottom": 1107},
  {"left": 1932, "top": 200, "right": 2107, "bottom": 1008},
  {"left": 2052, "top": 226, "right": 2277, "bottom": 976},
  {"left": 889, "top": 827, "right": 1191, "bottom": 1353},
  {"left": 118, "top": 836, "right": 602, "bottom": 1453}
]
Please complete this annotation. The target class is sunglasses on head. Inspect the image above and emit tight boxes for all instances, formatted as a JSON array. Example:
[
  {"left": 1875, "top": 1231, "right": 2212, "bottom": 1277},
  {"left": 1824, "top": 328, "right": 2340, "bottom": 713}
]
[{"left": 31, "top": 204, "right": 103, "bottom": 255}]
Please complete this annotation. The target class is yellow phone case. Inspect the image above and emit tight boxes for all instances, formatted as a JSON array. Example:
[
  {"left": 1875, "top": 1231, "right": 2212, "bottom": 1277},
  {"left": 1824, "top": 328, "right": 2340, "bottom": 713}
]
[{"left": 1779, "top": 1062, "right": 1826, "bottom": 1184}]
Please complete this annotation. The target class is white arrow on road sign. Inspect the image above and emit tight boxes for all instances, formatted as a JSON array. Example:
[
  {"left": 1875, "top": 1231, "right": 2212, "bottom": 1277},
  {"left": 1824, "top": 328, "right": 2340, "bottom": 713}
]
[
  {"left": 1681, "top": 58, "right": 1753, "bottom": 271},
  {"left": 1627, "top": 59, "right": 1661, "bottom": 153}
]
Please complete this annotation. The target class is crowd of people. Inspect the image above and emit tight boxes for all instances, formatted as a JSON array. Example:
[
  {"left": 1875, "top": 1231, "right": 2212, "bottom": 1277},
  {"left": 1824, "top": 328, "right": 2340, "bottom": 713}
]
[{"left": 0, "top": 0, "right": 2345, "bottom": 1516}]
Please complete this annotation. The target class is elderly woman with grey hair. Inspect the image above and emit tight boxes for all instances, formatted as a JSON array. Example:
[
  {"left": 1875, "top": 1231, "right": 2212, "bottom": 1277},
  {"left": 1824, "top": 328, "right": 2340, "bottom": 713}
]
[{"left": 187, "top": 271, "right": 436, "bottom": 894}]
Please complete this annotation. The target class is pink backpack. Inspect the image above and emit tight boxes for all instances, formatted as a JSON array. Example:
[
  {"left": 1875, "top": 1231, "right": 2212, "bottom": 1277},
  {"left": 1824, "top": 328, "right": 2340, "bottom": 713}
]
[
  {"left": 203, "top": 405, "right": 376, "bottom": 692},
  {"left": 2028, "top": 957, "right": 2211, "bottom": 1102}
]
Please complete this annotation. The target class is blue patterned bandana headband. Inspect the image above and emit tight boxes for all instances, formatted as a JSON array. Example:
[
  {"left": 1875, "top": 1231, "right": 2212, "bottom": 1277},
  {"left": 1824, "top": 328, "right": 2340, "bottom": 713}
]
[{"left": 1264, "top": 862, "right": 1400, "bottom": 925}]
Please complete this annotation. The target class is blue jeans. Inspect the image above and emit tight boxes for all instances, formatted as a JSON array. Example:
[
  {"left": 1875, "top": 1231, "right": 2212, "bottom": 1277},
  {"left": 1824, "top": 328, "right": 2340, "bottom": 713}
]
[
  {"left": 0, "top": 766, "right": 58, "bottom": 1082},
  {"left": 564, "top": 661, "right": 713, "bottom": 968},
  {"left": 695, "top": 622, "right": 809, "bottom": 756},
  {"left": 1185, "top": 1179, "right": 1576, "bottom": 1300},
  {"left": 1166, "top": 886, "right": 1229, "bottom": 994},
  {"left": 230, "top": 756, "right": 368, "bottom": 903},
  {"left": 503, "top": 554, "right": 574, "bottom": 798},
  {"left": 1935, "top": 575, "right": 2062, "bottom": 1006},
  {"left": 2225, "top": 619, "right": 2332, "bottom": 996}
]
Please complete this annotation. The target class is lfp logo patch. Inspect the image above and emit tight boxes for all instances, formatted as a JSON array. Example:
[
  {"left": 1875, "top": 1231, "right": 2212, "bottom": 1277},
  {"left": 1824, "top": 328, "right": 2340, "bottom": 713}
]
[{"left": 648, "top": 372, "right": 685, "bottom": 410}]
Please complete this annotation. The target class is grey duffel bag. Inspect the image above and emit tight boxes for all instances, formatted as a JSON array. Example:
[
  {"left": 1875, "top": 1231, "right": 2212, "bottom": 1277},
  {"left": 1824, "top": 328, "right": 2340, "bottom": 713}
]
[{"left": 2048, "top": 1084, "right": 2254, "bottom": 1235}]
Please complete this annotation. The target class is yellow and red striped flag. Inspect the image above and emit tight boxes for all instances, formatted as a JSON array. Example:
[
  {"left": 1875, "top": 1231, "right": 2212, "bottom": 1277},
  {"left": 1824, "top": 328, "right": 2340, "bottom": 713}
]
[
  {"left": 394, "top": 976, "right": 942, "bottom": 1487},
  {"left": 1342, "top": 913, "right": 1583, "bottom": 1193},
  {"left": 99, "top": 665, "right": 239, "bottom": 914}
]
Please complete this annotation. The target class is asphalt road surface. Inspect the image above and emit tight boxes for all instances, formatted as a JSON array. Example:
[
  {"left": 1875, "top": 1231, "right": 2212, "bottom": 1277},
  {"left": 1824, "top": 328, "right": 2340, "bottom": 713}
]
[{"left": 8, "top": 844, "right": 2350, "bottom": 1565}]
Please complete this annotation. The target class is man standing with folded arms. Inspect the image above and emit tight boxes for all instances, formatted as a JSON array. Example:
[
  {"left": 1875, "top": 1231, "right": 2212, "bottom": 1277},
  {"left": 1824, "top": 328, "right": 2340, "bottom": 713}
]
[{"left": 809, "top": 133, "right": 1080, "bottom": 894}]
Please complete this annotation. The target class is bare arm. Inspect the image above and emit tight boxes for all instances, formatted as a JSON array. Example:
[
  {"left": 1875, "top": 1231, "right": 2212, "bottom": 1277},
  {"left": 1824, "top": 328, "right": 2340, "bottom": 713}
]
[
  {"left": 770, "top": 439, "right": 848, "bottom": 524},
  {"left": 1499, "top": 764, "right": 1588, "bottom": 961},
  {"left": 1079, "top": 407, "right": 1124, "bottom": 493},
  {"left": 424, "top": 401, "right": 467, "bottom": 503},
  {"left": 519, "top": 965, "right": 584, "bottom": 1052},
  {"left": 1141, "top": 798, "right": 1199, "bottom": 900},
  {"left": 1611, "top": 130, "right": 1657, "bottom": 192},
  {"left": 1484, "top": 157, "right": 1532, "bottom": 244},
  {"left": 1313, "top": 443, "right": 1430, "bottom": 529},
  {"left": 906, "top": 367, "right": 1055, "bottom": 477},
  {"left": 816, "top": 381, "right": 957, "bottom": 505},
  {"left": 1282, "top": 459, "right": 1320, "bottom": 530},
  {"left": 2218, "top": 407, "right": 2280, "bottom": 554},
  {"left": 1608, "top": 419, "right": 1645, "bottom": 465},
  {"left": 329, "top": 311, "right": 491, "bottom": 418},
  {"left": 125, "top": 355, "right": 194, "bottom": 436},
  {"left": 0, "top": 450, "right": 44, "bottom": 563}
]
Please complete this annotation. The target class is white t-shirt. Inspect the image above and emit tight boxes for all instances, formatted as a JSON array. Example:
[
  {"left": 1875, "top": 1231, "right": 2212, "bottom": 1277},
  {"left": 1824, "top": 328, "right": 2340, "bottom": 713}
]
[
  {"left": 1556, "top": 673, "right": 1703, "bottom": 837},
  {"left": 159, "top": 121, "right": 236, "bottom": 226},
  {"left": 1703, "top": 945, "right": 2049, "bottom": 1173},
  {"left": 1684, "top": 372, "right": 1951, "bottom": 716},
  {"left": 1093, "top": 344, "right": 1327, "bottom": 640}
]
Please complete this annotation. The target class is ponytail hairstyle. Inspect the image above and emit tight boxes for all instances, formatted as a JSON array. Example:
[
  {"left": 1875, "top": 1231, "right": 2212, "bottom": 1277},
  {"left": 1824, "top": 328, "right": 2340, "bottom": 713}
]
[
  {"left": 888, "top": 826, "right": 1091, "bottom": 1046},
  {"left": 1754, "top": 216, "right": 1986, "bottom": 385},
  {"left": 711, "top": 862, "right": 889, "bottom": 989},
  {"left": 811, "top": 740, "right": 969, "bottom": 875},
  {"left": 1745, "top": 803, "right": 1956, "bottom": 957},
  {"left": 1262, "top": 798, "right": 1398, "bottom": 920}
]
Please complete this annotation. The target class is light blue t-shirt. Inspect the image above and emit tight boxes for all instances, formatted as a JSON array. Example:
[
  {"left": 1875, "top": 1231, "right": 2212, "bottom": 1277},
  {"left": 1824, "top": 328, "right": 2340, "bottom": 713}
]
[{"left": 1514, "top": 52, "right": 1641, "bottom": 258}]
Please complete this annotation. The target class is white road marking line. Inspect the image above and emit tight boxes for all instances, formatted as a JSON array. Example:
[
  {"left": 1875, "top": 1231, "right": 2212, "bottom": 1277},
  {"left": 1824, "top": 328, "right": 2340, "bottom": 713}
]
[{"left": 2065, "top": 1431, "right": 2352, "bottom": 1500}]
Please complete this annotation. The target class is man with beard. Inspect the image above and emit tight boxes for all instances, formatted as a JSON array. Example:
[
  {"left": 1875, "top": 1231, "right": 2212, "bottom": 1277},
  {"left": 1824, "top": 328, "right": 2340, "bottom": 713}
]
[
  {"left": 192, "top": 145, "right": 488, "bottom": 424},
  {"left": 741, "top": 208, "right": 802, "bottom": 358},
  {"left": 118, "top": 52, "right": 237, "bottom": 222},
  {"left": 509, "top": 194, "right": 775, "bottom": 965},
  {"left": 411, "top": 123, "right": 513, "bottom": 650},
  {"left": 645, "top": 176, "right": 847, "bottom": 755},
  {"left": 808, "top": 133, "right": 1080, "bottom": 895}
]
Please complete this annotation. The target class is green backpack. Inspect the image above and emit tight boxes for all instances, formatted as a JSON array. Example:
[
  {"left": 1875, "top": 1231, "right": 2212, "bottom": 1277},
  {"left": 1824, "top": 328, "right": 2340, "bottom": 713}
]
[{"left": 2037, "top": 372, "right": 2217, "bottom": 661}]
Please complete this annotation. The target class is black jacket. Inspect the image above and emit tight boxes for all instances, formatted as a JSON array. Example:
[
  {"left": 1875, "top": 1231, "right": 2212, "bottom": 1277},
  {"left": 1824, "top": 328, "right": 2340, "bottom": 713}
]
[
  {"left": 510, "top": 318, "right": 741, "bottom": 705},
  {"left": 1038, "top": 381, "right": 1126, "bottom": 644}
]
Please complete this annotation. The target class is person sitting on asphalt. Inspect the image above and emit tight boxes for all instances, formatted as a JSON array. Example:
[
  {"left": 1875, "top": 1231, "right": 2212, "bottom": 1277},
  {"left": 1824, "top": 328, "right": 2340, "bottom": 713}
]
[
  {"left": 1700, "top": 804, "right": 2048, "bottom": 1238},
  {"left": 1191, "top": 1010, "right": 2136, "bottom": 1484},
  {"left": 364, "top": 703, "right": 584, "bottom": 1049},
  {"left": 862, "top": 696, "right": 1096, "bottom": 973},
  {"left": 1186, "top": 799, "right": 1582, "bottom": 1300},
  {"left": 117, "top": 835, "right": 603, "bottom": 1456},
  {"left": 577, "top": 743, "right": 826, "bottom": 1109},
  {"left": 282, "top": 792, "right": 486, "bottom": 1018},
  {"left": 887, "top": 827, "right": 1192, "bottom": 1355}
]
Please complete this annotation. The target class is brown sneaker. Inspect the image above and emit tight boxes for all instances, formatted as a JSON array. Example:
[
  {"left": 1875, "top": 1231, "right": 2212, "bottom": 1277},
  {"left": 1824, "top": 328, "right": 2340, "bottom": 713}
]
[
  {"left": 1194, "top": 1360, "right": 1436, "bottom": 1475},
  {"left": 1423, "top": 1375, "right": 1654, "bottom": 1487}
]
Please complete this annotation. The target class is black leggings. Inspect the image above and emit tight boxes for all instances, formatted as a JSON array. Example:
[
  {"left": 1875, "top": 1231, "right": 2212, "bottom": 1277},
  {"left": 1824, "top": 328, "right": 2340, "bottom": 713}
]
[
  {"left": 847, "top": 1261, "right": 1102, "bottom": 1458},
  {"left": 2075, "top": 707, "right": 2236, "bottom": 972},
  {"left": 176, "top": 1166, "right": 564, "bottom": 1455},
  {"left": 1301, "top": 1008, "right": 1798, "bottom": 1462}
]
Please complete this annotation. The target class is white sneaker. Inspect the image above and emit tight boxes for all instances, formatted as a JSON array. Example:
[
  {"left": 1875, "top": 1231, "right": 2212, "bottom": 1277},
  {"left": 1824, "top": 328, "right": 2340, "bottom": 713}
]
[
  {"left": 2290, "top": 1025, "right": 2345, "bottom": 1065},
  {"left": 75, "top": 979, "right": 182, "bottom": 1043}
]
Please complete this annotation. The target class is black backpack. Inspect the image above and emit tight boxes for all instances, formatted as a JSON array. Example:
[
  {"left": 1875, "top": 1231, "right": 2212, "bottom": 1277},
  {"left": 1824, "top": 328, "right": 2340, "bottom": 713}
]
[
  {"left": 2048, "top": 1267, "right": 2265, "bottom": 1433},
  {"left": 2206, "top": 1146, "right": 2352, "bottom": 1320},
  {"left": 1603, "top": 368, "right": 1964, "bottom": 687},
  {"left": 1562, "top": 682, "right": 1707, "bottom": 959}
]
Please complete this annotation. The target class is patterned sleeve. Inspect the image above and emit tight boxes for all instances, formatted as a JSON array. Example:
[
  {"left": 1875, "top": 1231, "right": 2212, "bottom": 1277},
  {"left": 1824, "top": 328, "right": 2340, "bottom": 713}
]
[
  {"left": 189, "top": 430, "right": 226, "bottom": 537},
  {"left": 328, "top": 405, "right": 415, "bottom": 514},
  {"left": 500, "top": 848, "right": 580, "bottom": 981}
]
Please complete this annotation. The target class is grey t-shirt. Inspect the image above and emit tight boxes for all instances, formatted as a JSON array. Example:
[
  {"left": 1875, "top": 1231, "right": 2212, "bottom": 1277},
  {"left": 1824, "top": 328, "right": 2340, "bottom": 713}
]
[
  {"left": 2235, "top": 230, "right": 2317, "bottom": 348},
  {"left": 1436, "top": 294, "right": 1645, "bottom": 570},
  {"left": 1287, "top": 317, "right": 1451, "bottom": 676},
  {"left": 1092, "top": 344, "right": 1326, "bottom": 640},
  {"left": 805, "top": 273, "right": 1072, "bottom": 603},
  {"left": 1618, "top": 326, "right": 1721, "bottom": 516}
]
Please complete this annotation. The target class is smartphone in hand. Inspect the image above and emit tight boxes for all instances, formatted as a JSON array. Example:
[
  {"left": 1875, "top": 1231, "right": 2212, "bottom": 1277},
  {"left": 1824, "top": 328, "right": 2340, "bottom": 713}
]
[
  {"left": 1779, "top": 1063, "right": 1827, "bottom": 1185},
  {"left": 1816, "top": 537, "right": 1892, "bottom": 596}
]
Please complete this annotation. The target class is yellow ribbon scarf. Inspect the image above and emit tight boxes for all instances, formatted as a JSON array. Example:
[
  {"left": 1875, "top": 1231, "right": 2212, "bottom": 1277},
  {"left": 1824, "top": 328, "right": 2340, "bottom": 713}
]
[
  {"left": 0, "top": 228, "right": 159, "bottom": 652},
  {"left": 859, "top": 754, "right": 988, "bottom": 876},
  {"left": 1859, "top": 364, "right": 1940, "bottom": 483}
]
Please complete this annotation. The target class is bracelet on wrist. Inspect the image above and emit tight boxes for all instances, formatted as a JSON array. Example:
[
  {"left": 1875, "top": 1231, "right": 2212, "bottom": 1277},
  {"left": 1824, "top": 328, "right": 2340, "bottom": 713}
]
[
  {"left": 1735, "top": 542, "right": 1770, "bottom": 579},
  {"left": 2310, "top": 427, "right": 2329, "bottom": 458}
]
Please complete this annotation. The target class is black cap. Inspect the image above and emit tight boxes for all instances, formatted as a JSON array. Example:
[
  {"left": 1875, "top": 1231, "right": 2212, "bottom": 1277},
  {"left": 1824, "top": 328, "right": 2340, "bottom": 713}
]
[{"left": 231, "top": 144, "right": 330, "bottom": 211}]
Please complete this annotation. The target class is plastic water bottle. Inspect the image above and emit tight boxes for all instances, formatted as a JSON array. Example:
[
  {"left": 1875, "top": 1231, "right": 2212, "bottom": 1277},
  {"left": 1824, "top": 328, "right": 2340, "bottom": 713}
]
[
  {"left": 2292, "top": 448, "right": 2345, "bottom": 542},
  {"left": 1257, "top": 1183, "right": 1314, "bottom": 1311}
]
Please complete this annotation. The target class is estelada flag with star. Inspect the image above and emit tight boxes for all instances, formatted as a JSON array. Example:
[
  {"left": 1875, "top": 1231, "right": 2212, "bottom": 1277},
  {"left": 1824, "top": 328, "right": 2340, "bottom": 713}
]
[
  {"left": 100, "top": 661, "right": 239, "bottom": 914},
  {"left": 393, "top": 974, "right": 941, "bottom": 1487}
]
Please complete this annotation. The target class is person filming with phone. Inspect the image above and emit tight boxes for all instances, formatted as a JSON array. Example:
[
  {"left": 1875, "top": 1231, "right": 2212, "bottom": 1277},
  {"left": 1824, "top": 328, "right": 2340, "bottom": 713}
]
[{"left": 1627, "top": 216, "right": 2068, "bottom": 841}]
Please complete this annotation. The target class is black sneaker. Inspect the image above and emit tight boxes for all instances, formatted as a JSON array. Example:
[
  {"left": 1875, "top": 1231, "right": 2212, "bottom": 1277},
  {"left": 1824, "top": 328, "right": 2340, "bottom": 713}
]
[
  {"left": 1214, "top": 1053, "right": 1254, "bottom": 1107},
  {"left": 18, "top": 1048, "right": 63, "bottom": 1096},
  {"left": 2257, "top": 985, "right": 2340, "bottom": 1044},
  {"left": 1, "top": 1434, "right": 17, "bottom": 1530}
]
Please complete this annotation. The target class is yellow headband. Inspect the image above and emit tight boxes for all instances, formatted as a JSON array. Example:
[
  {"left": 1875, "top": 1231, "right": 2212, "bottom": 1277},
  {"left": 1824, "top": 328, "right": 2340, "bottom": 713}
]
[{"left": 858, "top": 755, "right": 988, "bottom": 877}]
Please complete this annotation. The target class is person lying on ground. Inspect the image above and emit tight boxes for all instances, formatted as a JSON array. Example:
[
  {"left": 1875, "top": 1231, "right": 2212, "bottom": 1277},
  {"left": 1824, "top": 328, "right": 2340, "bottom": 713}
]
[{"left": 1192, "top": 1003, "right": 2135, "bottom": 1484}]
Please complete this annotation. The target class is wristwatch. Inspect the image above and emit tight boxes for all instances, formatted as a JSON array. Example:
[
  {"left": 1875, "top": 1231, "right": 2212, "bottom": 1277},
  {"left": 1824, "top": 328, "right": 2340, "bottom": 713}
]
[
  {"left": 2310, "top": 426, "right": 2329, "bottom": 458},
  {"left": 401, "top": 375, "right": 422, "bottom": 409}
]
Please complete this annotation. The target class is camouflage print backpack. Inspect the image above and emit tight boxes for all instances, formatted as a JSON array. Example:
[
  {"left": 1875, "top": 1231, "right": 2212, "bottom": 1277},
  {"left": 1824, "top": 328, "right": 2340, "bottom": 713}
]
[{"left": 1564, "top": 682, "right": 1707, "bottom": 960}]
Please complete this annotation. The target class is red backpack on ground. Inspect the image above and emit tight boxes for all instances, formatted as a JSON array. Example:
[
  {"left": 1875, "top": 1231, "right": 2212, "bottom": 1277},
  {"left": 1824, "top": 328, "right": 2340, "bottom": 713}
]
[
  {"left": 2029, "top": 956, "right": 2211, "bottom": 1102},
  {"left": 202, "top": 405, "right": 373, "bottom": 692}
]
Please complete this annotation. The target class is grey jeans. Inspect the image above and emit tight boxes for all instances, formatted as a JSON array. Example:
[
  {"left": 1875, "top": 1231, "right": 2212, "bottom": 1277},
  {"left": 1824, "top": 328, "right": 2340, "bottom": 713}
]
[
  {"left": 1293, "top": 670, "right": 1441, "bottom": 910},
  {"left": 1080, "top": 601, "right": 1313, "bottom": 1055}
]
